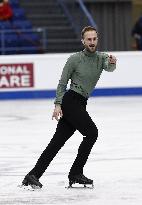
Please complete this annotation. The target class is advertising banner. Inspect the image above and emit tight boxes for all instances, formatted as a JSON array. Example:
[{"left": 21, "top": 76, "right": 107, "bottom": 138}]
[{"left": 0, "top": 63, "right": 34, "bottom": 88}]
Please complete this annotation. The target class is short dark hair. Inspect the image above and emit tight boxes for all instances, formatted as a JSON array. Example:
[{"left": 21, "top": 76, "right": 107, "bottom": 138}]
[{"left": 81, "top": 26, "right": 98, "bottom": 39}]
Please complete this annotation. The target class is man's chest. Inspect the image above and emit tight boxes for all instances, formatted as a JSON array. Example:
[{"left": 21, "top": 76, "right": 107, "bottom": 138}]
[{"left": 75, "top": 57, "right": 103, "bottom": 79}]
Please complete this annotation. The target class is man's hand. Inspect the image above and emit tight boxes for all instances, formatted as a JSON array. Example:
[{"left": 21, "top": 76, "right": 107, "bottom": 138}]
[
  {"left": 108, "top": 55, "right": 117, "bottom": 64},
  {"left": 52, "top": 104, "right": 63, "bottom": 121}
]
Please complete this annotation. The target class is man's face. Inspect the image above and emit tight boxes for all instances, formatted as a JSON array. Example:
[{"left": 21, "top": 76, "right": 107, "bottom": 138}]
[{"left": 82, "top": 30, "right": 98, "bottom": 53}]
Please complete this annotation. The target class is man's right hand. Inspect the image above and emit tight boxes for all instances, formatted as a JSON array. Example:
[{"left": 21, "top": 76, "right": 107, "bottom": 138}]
[{"left": 52, "top": 104, "right": 63, "bottom": 121}]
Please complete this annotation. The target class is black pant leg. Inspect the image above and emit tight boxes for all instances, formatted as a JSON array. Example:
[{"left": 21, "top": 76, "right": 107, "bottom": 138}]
[
  {"left": 29, "top": 117, "right": 76, "bottom": 179},
  {"left": 62, "top": 92, "right": 98, "bottom": 176},
  {"left": 68, "top": 110, "right": 98, "bottom": 176},
  {"left": 69, "top": 124, "right": 98, "bottom": 176}
]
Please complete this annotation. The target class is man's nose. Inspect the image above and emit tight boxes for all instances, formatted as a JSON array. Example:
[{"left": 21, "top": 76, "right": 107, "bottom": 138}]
[{"left": 90, "top": 39, "right": 95, "bottom": 44}]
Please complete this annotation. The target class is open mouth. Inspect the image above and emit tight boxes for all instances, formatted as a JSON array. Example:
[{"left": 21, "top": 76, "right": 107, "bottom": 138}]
[{"left": 89, "top": 45, "right": 95, "bottom": 48}]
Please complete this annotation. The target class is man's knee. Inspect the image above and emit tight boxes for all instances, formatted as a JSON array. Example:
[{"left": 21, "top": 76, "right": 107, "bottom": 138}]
[{"left": 85, "top": 125, "right": 98, "bottom": 142}]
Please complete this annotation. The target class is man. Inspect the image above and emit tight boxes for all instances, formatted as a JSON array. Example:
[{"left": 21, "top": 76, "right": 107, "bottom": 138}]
[
  {"left": 132, "top": 16, "right": 142, "bottom": 50},
  {"left": 22, "top": 26, "right": 117, "bottom": 189}
]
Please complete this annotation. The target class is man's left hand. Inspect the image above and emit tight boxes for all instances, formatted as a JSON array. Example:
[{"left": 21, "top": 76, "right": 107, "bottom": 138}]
[{"left": 108, "top": 55, "right": 117, "bottom": 64}]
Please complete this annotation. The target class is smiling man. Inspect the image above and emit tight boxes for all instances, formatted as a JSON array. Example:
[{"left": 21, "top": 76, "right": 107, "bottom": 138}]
[
  {"left": 82, "top": 27, "right": 98, "bottom": 53},
  {"left": 22, "top": 26, "right": 117, "bottom": 189}
]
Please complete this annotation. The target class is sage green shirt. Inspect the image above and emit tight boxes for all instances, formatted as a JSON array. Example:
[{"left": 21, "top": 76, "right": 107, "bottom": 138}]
[{"left": 54, "top": 49, "right": 116, "bottom": 105}]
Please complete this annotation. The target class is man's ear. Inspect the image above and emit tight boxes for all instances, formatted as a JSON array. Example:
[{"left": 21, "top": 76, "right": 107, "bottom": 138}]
[{"left": 81, "top": 39, "right": 85, "bottom": 45}]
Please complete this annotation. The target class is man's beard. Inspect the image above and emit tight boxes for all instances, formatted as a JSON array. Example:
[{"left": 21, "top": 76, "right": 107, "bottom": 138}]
[{"left": 85, "top": 44, "right": 97, "bottom": 53}]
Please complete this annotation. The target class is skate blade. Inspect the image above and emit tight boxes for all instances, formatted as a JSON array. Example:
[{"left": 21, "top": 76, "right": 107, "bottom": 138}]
[
  {"left": 18, "top": 184, "right": 41, "bottom": 191},
  {"left": 65, "top": 184, "right": 94, "bottom": 189}
]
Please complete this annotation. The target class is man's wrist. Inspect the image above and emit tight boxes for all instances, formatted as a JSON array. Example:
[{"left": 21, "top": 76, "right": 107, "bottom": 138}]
[{"left": 55, "top": 104, "right": 61, "bottom": 108}]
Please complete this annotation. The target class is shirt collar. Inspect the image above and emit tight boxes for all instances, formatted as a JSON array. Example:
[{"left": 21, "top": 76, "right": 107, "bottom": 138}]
[{"left": 83, "top": 48, "right": 97, "bottom": 57}]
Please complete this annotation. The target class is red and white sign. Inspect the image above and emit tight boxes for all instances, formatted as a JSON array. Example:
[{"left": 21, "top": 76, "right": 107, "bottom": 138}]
[{"left": 0, "top": 63, "right": 34, "bottom": 88}]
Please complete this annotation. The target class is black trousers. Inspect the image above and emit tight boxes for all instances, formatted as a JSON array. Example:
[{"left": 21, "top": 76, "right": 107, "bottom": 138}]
[{"left": 29, "top": 90, "right": 98, "bottom": 179}]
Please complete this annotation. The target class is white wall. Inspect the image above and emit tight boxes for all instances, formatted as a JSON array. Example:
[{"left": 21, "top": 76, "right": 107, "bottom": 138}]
[
  {"left": 97, "top": 51, "right": 142, "bottom": 88},
  {"left": 0, "top": 51, "right": 142, "bottom": 93}
]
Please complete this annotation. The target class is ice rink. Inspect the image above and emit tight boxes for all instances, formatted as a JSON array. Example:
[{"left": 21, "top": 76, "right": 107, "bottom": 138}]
[{"left": 0, "top": 96, "right": 142, "bottom": 205}]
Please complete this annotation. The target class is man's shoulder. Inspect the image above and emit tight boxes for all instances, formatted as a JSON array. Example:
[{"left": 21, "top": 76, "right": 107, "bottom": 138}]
[
  {"left": 70, "top": 51, "right": 82, "bottom": 58},
  {"left": 68, "top": 51, "right": 82, "bottom": 63}
]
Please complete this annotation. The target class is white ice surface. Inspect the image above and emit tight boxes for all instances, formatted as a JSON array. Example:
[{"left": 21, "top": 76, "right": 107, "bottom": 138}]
[{"left": 0, "top": 96, "right": 142, "bottom": 205}]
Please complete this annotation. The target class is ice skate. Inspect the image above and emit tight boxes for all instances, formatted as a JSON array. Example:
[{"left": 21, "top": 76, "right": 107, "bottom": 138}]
[
  {"left": 21, "top": 174, "right": 43, "bottom": 189},
  {"left": 67, "top": 174, "right": 94, "bottom": 188}
]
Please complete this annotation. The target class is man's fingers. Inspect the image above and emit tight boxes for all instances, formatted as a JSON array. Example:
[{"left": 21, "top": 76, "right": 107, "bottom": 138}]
[
  {"left": 52, "top": 115, "right": 54, "bottom": 120},
  {"left": 109, "top": 55, "right": 117, "bottom": 64},
  {"left": 52, "top": 108, "right": 63, "bottom": 121},
  {"left": 52, "top": 112, "right": 59, "bottom": 121},
  {"left": 55, "top": 115, "right": 59, "bottom": 121},
  {"left": 52, "top": 112, "right": 57, "bottom": 120}
]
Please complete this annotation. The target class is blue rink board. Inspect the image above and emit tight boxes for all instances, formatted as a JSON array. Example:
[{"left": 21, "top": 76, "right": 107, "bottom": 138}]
[{"left": 0, "top": 87, "right": 142, "bottom": 100}]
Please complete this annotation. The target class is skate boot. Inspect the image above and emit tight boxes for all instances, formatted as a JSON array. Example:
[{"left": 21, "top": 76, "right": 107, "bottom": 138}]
[
  {"left": 22, "top": 174, "right": 43, "bottom": 189},
  {"left": 68, "top": 174, "right": 94, "bottom": 188}
]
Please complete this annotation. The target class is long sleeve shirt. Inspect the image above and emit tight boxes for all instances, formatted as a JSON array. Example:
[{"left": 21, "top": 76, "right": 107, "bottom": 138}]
[{"left": 54, "top": 49, "right": 116, "bottom": 105}]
